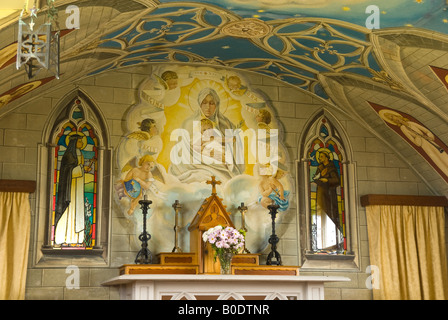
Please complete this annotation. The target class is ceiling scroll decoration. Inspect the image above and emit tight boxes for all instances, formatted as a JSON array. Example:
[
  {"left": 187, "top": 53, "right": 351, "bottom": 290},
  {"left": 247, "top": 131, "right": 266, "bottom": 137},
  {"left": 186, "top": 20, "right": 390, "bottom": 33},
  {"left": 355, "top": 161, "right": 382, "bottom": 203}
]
[
  {"left": 87, "top": 2, "right": 382, "bottom": 100},
  {"left": 220, "top": 18, "right": 272, "bottom": 38}
]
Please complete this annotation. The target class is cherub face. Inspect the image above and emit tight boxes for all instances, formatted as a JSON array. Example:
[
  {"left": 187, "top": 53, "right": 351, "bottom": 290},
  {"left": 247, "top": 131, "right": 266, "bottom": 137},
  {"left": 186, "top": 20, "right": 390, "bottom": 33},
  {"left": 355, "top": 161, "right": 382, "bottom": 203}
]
[
  {"left": 201, "top": 122, "right": 213, "bottom": 134},
  {"left": 141, "top": 161, "right": 155, "bottom": 171},
  {"left": 228, "top": 78, "right": 240, "bottom": 91},
  {"left": 275, "top": 170, "right": 285, "bottom": 179},
  {"left": 149, "top": 123, "right": 159, "bottom": 136},
  {"left": 166, "top": 78, "right": 178, "bottom": 90}
]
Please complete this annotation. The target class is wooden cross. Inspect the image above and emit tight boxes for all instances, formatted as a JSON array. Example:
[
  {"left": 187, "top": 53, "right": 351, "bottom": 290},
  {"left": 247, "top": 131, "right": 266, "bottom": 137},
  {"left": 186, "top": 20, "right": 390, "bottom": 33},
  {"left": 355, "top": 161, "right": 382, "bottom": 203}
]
[{"left": 206, "top": 176, "right": 221, "bottom": 195}]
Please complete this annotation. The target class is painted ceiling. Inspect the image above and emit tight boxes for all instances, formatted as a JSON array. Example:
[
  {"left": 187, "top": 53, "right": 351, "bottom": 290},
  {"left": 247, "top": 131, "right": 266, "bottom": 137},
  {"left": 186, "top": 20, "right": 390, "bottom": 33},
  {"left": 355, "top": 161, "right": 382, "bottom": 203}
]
[
  {"left": 168, "top": 0, "right": 448, "bottom": 32},
  {"left": 1, "top": 0, "right": 448, "bottom": 193}
]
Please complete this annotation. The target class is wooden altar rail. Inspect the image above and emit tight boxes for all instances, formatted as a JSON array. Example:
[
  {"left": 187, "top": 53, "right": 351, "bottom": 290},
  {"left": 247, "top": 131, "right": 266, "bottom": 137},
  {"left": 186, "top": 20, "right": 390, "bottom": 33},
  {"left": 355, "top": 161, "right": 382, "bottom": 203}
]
[
  {"left": 0, "top": 180, "right": 36, "bottom": 193},
  {"left": 360, "top": 194, "right": 448, "bottom": 207}
]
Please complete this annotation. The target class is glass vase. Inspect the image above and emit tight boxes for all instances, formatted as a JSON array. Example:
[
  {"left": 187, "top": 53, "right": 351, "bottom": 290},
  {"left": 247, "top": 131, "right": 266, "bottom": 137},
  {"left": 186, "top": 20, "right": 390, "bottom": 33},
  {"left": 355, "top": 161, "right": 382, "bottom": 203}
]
[{"left": 218, "top": 252, "right": 234, "bottom": 275}]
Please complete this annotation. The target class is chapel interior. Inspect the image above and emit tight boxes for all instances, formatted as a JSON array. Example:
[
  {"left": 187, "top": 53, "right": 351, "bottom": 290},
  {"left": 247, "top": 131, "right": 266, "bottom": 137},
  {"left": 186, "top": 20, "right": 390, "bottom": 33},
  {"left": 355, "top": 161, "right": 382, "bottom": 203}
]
[{"left": 1, "top": 0, "right": 448, "bottom": 300}]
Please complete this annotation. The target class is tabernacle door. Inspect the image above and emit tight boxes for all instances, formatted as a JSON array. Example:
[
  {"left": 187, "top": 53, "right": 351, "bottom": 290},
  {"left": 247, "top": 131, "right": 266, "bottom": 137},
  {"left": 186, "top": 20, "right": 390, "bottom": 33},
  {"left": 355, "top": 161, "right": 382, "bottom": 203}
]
[{"left": 188, "top": 193, "right": 235, "bottom": 274}]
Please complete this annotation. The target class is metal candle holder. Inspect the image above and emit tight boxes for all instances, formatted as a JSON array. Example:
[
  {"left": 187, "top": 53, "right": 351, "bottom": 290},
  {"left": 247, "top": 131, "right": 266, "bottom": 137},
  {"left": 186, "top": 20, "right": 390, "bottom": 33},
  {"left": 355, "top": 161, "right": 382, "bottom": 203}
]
[
  {"left": 134, "top": 196, "right": 153, "bottom": 264},
  {"left": 266, "top": 204, "right": 282, "bottom": 266},
  {"left": 237, "top": 202, "right": 250, "bottom": 254},
  {"left": 172, "top": 200, "right": 182, "bottom": 253}
]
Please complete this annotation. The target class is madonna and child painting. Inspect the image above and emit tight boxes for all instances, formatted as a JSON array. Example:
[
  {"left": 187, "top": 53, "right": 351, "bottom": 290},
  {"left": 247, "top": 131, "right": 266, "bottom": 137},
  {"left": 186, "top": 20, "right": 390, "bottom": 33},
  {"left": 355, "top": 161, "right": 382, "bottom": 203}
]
[{"left": 114, "top": 66, "right": 292, "bottom": 253}]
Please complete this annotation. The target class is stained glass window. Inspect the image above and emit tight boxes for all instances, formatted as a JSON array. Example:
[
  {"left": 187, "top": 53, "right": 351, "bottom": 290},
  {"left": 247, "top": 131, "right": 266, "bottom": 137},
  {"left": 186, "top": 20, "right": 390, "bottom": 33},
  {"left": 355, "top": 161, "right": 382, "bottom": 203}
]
[
  {"left": 51, "top": 99, "right": 98, "bottom": 250},
  {"left": 307, "top": 119, "right": 346, "bottom": 254}
]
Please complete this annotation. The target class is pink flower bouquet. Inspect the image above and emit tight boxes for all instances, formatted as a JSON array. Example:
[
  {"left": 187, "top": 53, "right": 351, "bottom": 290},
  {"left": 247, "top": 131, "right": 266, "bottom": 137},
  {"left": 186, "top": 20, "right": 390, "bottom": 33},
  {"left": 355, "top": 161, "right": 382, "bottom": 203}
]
[{"left": 202, "top": 225, "right": 245, "bottom": 257}]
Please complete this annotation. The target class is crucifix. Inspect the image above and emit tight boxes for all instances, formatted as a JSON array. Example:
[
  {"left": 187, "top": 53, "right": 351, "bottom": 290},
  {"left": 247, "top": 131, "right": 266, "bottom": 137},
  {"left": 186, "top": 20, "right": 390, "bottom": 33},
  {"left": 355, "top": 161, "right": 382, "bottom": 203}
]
[
  {"left": 237, "top": 202, "right": 250, "bottom": 254},
  {"left": 206, "top": 176, "right": 221, "bottom": 195},
  {"left": 172, "top": 200, "right": 182, "bottom": 253}
]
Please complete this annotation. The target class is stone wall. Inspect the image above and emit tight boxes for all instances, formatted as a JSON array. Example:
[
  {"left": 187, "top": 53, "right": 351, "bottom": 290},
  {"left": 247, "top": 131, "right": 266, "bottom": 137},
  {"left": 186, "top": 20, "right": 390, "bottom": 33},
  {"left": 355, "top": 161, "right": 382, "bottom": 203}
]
[{"left": 0, "top": 63, "right": 443, "bottom": 300}]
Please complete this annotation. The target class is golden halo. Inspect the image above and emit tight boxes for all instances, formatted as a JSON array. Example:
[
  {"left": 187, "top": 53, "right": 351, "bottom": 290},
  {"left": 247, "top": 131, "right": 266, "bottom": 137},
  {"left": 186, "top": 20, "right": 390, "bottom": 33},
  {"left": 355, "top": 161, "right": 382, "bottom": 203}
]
[
  {"left": 65, "top": 131, "right": 87, "bottom": 150},
  {"left": 316, "top": 147, "right": 333, "bottom": 163},
  {"left": 445, "top": 74, "right": 448, "bottom": 85},
  {"left": 379, "top": 109, "right": 405, "bottom": 126},
  {"left": 187, "top": 79, "right": 229, "bottom": 114}
]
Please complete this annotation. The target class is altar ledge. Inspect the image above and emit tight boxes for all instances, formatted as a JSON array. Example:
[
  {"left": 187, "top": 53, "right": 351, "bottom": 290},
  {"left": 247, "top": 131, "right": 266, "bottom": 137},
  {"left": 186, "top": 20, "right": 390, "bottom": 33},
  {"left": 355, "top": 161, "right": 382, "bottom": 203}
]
[{"left": 102, "top": 274, "right": 351, "bottom": 300}]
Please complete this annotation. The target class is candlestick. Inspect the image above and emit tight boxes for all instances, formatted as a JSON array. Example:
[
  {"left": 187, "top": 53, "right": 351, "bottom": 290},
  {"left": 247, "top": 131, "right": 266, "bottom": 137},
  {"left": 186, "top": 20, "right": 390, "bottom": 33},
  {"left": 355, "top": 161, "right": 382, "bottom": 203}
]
[
  {"left": 134, "top": 197, "right": 153, "bottom": 264},
  {"left": 266, "top": 204, "right": 282, "bottom": 266}
]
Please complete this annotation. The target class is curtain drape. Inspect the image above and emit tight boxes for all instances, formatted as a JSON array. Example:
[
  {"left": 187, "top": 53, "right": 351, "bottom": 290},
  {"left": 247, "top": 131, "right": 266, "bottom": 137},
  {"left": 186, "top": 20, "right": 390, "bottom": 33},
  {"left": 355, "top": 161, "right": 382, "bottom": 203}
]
[
  {"left": 366, "top": 204, "right": 448, "bottom": 300},
  {"left": 0, "top": 192, "right": 31, "bottom": 300}
]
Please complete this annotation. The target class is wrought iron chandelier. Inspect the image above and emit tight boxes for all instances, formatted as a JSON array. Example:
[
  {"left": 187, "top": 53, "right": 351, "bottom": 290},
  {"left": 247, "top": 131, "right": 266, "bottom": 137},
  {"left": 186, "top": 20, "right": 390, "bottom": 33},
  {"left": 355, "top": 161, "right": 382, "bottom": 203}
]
[{"left": 16, "top": 0, "right": 60, "bottom": 79}]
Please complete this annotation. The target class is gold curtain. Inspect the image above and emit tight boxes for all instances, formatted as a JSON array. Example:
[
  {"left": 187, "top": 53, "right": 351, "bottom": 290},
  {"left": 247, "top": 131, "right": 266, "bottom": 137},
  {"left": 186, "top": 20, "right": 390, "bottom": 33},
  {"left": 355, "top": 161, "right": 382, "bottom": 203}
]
[
  {"left": 366, "top": 204, "right": 448, "bottom": 300},
  {"left": 0, "top": 192, "right": 31, "bottom": 300}
]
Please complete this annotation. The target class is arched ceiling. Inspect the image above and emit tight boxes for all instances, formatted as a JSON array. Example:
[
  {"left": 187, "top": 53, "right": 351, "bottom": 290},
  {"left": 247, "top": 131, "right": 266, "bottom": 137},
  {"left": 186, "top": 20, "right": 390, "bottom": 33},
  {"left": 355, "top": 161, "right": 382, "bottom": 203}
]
[{"left": 0, "top": 0, "right": 448, "bottom": 194}]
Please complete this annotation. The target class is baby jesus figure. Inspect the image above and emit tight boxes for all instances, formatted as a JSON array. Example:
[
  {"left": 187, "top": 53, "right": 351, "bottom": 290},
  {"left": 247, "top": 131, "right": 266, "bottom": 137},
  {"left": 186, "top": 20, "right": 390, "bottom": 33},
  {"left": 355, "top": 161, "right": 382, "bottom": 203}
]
[{"left": 199, "top": 118, "right": 227, "bottom": 163}]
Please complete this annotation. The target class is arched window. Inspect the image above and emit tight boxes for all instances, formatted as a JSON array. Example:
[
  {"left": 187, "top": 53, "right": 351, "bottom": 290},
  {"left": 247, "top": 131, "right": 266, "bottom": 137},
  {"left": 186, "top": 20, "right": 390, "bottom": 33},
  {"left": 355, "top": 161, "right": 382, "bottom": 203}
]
[
  {"left": 307, "top": 120, "right": 346, "bottom": 254},
  {"left": 51, "top": 103, "right": 99, "bottom": 249},
  {"left": 36, "top": 91, "right": 111, "bottom": 264},
  {"left": 298, "top": 112, "right": 358, "bottom": 267}
]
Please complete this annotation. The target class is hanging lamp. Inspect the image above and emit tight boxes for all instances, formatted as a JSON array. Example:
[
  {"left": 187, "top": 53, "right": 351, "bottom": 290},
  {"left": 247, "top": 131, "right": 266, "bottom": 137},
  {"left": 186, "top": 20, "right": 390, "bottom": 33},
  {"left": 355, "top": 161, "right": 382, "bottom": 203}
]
[{"left": 16, "top": 0, "right": 60, "bottom": 79}]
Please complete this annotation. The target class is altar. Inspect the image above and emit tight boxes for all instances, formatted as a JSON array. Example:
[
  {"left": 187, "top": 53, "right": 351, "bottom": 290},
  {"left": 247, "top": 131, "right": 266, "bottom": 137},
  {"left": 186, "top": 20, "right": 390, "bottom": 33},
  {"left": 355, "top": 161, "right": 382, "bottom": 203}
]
[
  {"left": 104, "top": 177, "right": 350, "bottom": 300},
  {"left": 101, "top": 274, "right": 351, "bottom": 300}
]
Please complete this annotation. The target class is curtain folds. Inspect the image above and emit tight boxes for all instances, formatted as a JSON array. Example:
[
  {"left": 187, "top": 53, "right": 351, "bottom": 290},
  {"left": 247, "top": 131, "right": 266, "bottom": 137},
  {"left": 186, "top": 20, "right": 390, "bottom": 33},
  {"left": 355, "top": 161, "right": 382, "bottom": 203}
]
[
  {"left": 0, "top": 192, "right": 31, "bottom": 300},
  {"left": 366, "top": 205, "right": 448, "bottom": 300}
]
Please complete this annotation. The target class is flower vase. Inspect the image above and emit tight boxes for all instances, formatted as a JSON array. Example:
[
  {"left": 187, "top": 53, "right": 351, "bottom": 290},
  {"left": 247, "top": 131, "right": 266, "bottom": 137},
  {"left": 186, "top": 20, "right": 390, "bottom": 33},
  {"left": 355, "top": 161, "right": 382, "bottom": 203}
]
[{"left": 218, "top": 252, "right": 234, "bottom": 275}]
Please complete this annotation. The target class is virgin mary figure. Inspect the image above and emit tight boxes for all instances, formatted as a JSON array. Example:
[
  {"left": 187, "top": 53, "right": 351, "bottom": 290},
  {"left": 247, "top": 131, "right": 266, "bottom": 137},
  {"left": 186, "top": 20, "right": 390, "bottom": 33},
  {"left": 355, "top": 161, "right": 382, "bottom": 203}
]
[{"left": 168, "top": 87, "right": 245, "bottom": 183}]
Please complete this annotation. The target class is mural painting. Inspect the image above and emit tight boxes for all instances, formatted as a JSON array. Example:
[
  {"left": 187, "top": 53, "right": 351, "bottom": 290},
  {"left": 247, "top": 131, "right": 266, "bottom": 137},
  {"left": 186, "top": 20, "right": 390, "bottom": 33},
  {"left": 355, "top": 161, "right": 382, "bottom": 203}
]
[
  {"left": 369, "top": 102, "right": 448, "bottom": 183},
  {"left": 115, "top": 66, "right": 293, "bottom": 253},
  {"left": 0, "top": 75, "right": 56, "bottom": 109},
  {"left": 430, "top": 65, "right": 448, "bottom": 92}
]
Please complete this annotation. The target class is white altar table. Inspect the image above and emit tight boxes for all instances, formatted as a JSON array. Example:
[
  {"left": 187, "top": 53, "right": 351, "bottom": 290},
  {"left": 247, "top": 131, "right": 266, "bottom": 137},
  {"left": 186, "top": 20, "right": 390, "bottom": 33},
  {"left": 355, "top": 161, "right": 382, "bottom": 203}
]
[{"left": 102, "top": 274, "right": 350, "bottom": 300}]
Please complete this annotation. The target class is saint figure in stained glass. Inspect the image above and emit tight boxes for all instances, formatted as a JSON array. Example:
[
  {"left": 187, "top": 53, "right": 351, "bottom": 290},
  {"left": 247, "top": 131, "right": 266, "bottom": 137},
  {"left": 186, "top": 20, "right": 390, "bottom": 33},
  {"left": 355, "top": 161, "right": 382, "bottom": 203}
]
[
  {"left": 308, "top": 120, "right": 346, "bottom": 254},
  {"left": 51, "top": 102, "right": 98, "bottom": 249},
  {"left": 313, "top": 149, "right": 341, "bottom": 232},
  {"left": 54, "top": 133, "right": 92, "bottom": 244}
]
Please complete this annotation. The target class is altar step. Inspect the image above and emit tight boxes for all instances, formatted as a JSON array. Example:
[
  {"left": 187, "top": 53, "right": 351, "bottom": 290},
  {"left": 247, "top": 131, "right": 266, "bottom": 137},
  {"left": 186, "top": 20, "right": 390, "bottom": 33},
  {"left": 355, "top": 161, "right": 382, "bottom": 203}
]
[
  {"left": 119, "top": 252, "right": 299, "bottom": 276},
  {"left": 120, "top": 264, "right": 199, "bottom": 275},
  {"left": 157, "top": 252, "right": 261, "bottom": 266}
]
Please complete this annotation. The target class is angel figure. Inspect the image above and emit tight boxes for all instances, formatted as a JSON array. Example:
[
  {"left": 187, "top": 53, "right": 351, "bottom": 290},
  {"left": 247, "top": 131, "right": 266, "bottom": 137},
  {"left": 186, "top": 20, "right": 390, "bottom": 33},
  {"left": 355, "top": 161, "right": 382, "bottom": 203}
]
[
  {"left": 128, "top": 118, "right": 163, "bottom": 159},
  {"left": 159, "top": 70, "right": 178, "bottom": 90},
  {"left": 255, "top": 109, "right": 272, "bottom": 133},
  {"left": 258, "top": 167, "right": 290, "bottom": 211},
  {"left": 118, "top": 118, "right": 164, "bottom": 172},
  {"left": 119, "top": 155, "right": 167, "bottom": 215},
  {"left": 225, "top": 75, "right": 247, "bottom": 96}
]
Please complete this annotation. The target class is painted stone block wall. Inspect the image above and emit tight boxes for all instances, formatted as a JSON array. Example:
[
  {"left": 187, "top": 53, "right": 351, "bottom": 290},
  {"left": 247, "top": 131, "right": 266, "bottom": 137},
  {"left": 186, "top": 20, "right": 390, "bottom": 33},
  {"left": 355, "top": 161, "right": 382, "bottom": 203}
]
[{"left": 0, "top": 63, "right": 441, "bottom": 300}]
